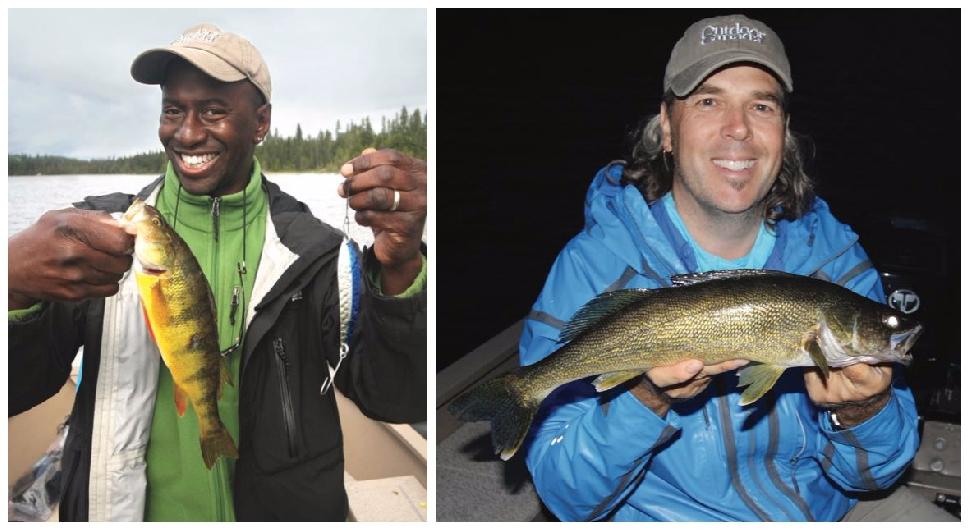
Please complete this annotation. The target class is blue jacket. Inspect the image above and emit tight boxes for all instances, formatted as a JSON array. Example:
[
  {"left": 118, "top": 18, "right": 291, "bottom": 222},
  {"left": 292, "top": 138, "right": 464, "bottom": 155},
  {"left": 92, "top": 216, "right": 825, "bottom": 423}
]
[{"left": 520, "top": 162, "right": 919, "bottom": 521}]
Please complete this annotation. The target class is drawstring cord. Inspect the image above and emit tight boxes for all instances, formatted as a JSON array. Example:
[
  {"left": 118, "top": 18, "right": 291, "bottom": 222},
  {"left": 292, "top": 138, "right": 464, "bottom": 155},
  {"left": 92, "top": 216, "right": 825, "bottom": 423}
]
[{"left": 222, "top": 184, "right": 247, "bottom": 358}]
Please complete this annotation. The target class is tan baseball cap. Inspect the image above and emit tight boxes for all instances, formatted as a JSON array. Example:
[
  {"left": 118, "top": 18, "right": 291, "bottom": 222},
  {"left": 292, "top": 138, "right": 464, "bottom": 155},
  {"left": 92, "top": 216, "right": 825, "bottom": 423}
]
[
  {"left": 131, "top": 23, "right": 272, "bottom": 104},
  {"left": 664, "top": 14, "right": 792, "bottom": 97}
]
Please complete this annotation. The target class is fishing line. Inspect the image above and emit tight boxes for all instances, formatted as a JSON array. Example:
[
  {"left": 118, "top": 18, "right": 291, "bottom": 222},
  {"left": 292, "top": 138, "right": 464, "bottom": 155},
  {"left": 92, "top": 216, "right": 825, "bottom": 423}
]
[{"left": 343, "top": 179, "right": 351, "bottom": 237}]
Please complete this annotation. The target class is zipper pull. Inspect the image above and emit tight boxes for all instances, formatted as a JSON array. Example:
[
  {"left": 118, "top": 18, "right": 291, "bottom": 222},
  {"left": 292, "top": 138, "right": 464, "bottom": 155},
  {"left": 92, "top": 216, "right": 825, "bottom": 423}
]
[
  {"left": 229, "top": 286, "right": 240, "bottom": 325},
  {"left": 274, "top": 337, "right": 287, "bottom": 366}
]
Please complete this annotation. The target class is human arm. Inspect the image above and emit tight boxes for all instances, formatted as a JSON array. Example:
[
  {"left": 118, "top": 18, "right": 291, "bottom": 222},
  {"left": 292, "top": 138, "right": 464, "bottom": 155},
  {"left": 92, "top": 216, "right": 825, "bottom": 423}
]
[
  {"left": 338, "top": 148, "right": 427, "bottom": 296},
  {"left": 334, "top": 244, "right": 426, "bottom": 423},
  {"left": 8, "top": 208, "right": 131, "bottom": 415},
  {"left": 632, "top": 358, "right": 750, "bottom": 417},
  {"left": 807, "top": 261, "right": 920, "bottom": 490},
  {"left": 9, "top": 208, "right": 133, "bottom": 309},
  {"left": 519, "top": 242, "right": 697, "bottom": 520},
  {"left": 522, "top": 320, "right": 687, "bottom": 521},
  {"left": 9, "top": 300, "right": 86, "bottom": 416}
]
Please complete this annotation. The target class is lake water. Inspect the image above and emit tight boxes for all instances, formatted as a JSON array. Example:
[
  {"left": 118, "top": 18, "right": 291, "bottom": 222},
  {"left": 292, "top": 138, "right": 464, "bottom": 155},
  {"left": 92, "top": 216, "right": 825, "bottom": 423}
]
[{"left": 8, "top": 173, "right": 374, "bottom": 246}]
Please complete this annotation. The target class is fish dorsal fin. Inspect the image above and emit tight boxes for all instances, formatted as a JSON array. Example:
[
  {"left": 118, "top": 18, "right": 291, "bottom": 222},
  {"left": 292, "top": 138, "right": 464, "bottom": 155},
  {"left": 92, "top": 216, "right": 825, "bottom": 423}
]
[
  {"left": 558, "top": 288, "right": 654, "bottom": 344},
  {"left": 670, "top": 269, "right": 799, "bottom": 287}
]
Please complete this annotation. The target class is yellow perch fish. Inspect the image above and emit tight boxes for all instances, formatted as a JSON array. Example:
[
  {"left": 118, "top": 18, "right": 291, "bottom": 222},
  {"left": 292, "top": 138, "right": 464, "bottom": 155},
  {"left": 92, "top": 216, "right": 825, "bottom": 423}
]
[{"left": 121, "top": 198, "right": 238, "bottom": 469}]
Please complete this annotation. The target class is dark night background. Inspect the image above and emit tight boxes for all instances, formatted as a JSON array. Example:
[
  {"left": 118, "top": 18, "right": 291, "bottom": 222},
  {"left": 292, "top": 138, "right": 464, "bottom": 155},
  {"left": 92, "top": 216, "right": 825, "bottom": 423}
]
[{"left": 436, "top": 9, "right": 960, "bottom": 398}]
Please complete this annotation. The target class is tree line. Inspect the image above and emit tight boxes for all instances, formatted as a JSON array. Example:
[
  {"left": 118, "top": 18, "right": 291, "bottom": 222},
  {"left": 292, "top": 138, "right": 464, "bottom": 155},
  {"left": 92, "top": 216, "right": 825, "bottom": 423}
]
[{"left": 9, "top": 106, "right": 426, "bottom": 176}]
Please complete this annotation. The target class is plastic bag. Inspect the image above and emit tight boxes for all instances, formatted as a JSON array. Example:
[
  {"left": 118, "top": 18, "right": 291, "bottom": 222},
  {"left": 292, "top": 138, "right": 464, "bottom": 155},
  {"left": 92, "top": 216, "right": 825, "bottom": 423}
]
[{"left": 8, "top": 420, "right": 68, "bottom": 522}]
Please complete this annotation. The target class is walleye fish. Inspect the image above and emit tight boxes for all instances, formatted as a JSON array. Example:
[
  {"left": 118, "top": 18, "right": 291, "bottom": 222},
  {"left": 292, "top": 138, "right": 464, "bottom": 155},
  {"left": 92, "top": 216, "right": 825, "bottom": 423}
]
[
  {"left": 449, "top": 269, "right": 922, "bottom": 460},
  {"left": 121, "top": 199, "right": 239, "bottom": 469}
]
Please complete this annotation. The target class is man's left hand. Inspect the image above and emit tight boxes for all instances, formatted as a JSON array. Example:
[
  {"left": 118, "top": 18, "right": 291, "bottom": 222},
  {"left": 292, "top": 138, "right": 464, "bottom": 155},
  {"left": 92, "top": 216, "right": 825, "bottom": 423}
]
[
  {"left": 339, "top": 148, "right": 426, "bottom": 295},
  {"left": 804, "top": 363, "right": 893, "bottom": 426}
]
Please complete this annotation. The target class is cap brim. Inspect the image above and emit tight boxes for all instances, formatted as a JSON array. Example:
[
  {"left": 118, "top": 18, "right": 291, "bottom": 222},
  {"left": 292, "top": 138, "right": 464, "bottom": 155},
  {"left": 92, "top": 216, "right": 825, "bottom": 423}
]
[
  {"left": 130, "top": 46, "right": 246, "bottom": 85},
  {"left": 669, "top": 51, "right": 793, "bottom": 97}
]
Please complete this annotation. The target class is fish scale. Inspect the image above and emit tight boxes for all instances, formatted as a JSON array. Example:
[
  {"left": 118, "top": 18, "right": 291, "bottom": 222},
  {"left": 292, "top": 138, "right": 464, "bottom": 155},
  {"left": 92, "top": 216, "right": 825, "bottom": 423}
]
[
  {"left": 122, "top": 198, "right": 239, "bottom": 470},
  {"left": 450, "top": 269, "right": 922, "bottom": 460}
]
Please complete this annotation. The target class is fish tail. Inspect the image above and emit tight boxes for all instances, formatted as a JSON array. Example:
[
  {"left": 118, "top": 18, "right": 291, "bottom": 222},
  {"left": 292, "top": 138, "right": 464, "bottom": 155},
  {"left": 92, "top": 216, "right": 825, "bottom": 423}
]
[
  {"left": 448, "top": 372, "right": 539, "bottom": 461},
  {"left": 200, "top": 422, "right": 239, "bottom": 469}
]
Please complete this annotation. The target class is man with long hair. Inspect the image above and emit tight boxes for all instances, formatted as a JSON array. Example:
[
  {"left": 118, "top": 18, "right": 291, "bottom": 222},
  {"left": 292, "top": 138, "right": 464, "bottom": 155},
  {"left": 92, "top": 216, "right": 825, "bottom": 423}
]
[{"left": 519, "top": 14, "right": 950, "bottom": 521}]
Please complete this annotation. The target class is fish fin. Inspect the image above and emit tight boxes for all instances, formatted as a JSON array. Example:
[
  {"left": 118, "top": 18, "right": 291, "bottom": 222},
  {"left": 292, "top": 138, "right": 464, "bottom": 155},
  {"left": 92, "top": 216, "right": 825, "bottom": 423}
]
[
  {"left": 200, "top": 423, "right": 239, "bottom": 469},
  {"left": 592, "top": 370, "right": 644, "bottom": 393},
  {"left": 139, "top": 273, "right": 170, "bottom": 327},
  {"left": 558, "top": 289, "right": 654, "bottom": 344},
  {"left": 205, "top": 286, "right": 217, "bottom": 323},
  {"left": 804, "top": 328, "right": 830, "bottom": 379},
  {"left": 221, "top": 359, "right": 234, "bottom": 389},
  {"left": 737, "top": 363, "right": 787, "bottom": 406},
  {"left": 173, "top": 383, "right": 189, "bottom": 417},
  {"left": 447, "top": 369, "right": 540, "bottom": 461},
  {"left": 141, "top": 306, "right": 157, "bottom": 343},
  {"left": 670, "top": 269, "right": 799, "bottom": 287}
]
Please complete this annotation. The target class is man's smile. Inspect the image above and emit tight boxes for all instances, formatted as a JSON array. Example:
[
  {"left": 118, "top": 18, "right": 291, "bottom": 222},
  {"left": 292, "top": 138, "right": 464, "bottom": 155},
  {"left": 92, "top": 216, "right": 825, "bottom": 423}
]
[
  {"left": 175, "top": 151, "right": 222, "bottom": 175},
  {"left": 712, "top": 159, "right": 756, "bottom": 171}
]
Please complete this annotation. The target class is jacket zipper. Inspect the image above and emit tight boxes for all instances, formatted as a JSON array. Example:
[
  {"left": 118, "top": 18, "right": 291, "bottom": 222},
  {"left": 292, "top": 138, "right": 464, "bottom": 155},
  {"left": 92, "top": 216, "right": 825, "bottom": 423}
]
[
  {"left": 209, "top": 197, "right": 221, "bottom": 340},
  {"left": 211, "top": 197, "right": 221, "bottom": 243},
  {"left": 272, "top": 337, "right": 298, "bottom": 457}
]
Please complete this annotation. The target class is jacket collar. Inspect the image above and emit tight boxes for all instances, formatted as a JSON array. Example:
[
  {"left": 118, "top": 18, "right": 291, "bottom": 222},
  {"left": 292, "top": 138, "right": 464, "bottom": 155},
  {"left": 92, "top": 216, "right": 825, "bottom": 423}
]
[
  {"left": 155, "top": 158, "right": 267, "bottom": 234},
  {"left": 586, "top": 161, "right": 860, "bottom": 279}
]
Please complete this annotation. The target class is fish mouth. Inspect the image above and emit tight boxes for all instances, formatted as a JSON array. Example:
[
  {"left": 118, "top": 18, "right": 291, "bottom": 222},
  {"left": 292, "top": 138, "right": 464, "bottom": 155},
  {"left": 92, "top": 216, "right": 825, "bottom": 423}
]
[
  {"left": 890, "top": 324, "right": 923, "bottom": 365},
  {"left": 133, "top": 260, "right": 167, "bottom": 276}
]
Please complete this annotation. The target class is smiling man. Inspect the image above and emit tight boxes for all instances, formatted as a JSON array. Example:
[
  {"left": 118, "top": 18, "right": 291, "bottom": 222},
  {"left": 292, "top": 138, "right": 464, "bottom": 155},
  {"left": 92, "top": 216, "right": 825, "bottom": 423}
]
[
  {"left": 519, "top": 15, "right": 950, "bottom": 522},
  {"left": 156, "top": 60, "right": 271, "bottom": 197},
  {"left": 9, "top": 23, "right": 426, "bottom": 521}
]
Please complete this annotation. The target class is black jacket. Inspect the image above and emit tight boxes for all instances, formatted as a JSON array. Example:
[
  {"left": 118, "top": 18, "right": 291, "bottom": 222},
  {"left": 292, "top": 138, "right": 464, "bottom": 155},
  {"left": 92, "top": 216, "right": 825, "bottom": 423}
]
[{"left": 8, "top": 176, "right": 426, "bottom": 521}]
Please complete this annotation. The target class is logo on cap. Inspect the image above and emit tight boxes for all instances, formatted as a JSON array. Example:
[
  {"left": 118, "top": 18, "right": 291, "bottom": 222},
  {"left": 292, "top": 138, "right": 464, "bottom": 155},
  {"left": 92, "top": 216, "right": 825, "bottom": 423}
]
[
  {"left": 172, "top": 29, "right": 221, "bottom": 46},
  {"left": 700, "top": 22, "right": 767, "bottom": 45}
]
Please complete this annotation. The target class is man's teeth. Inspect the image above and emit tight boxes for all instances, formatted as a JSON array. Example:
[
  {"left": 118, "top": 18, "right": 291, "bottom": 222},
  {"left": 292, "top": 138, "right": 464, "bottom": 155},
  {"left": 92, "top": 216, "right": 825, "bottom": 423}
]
[
  {"left": 181, "top": 153, "right": 218, "bottom": 168},
  {"left": 713, "top": 159, "right": 755, "bottom": 171}
]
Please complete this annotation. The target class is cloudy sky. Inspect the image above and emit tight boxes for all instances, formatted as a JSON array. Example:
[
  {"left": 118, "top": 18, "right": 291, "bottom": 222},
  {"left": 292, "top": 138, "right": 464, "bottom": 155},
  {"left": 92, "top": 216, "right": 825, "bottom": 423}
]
[{"left": 8, "top": 8, "right": 427, "bottom": 159}]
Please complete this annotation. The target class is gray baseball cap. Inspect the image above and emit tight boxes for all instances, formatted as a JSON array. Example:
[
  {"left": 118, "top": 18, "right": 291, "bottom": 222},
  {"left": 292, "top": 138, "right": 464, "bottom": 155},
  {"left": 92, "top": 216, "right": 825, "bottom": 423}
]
[
  {"left": 131, "top": 23, "right": 272, "bottom": 104},
  {"left": 664, "top": 14, "right": 792, "bottom": 97}
]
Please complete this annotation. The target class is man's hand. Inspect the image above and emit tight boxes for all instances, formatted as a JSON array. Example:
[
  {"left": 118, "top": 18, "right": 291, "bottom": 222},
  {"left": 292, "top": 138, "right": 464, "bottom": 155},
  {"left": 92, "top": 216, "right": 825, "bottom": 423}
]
[
  {"left": 804, "top": 363, "right": 893, "bottom": 427},
  {"left": 9, "top": 208, "right": 134, "bottom": 309},
  {"left": 339, "top": 148, "right": 427, "bottom": 295},
  {"left": 630, "top": 358, "right": 750, "bottom": 417}
]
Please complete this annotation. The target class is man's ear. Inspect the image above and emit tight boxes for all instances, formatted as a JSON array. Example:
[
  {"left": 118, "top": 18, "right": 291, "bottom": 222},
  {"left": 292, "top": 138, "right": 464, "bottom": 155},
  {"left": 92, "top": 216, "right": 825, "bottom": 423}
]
[
  {"left": 255, "top": 103, "right": 272, "bottom": 143},
  {"left": 659, "top": 102, "right": 672, "bottom": 153}
]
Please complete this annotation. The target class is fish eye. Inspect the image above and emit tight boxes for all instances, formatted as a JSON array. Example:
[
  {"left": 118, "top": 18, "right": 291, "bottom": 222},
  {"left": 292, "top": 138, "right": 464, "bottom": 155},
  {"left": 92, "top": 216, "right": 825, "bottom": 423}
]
[
  {"left": 151, "top": 218, "right": 161, "bottom": 226},
  {"left": 884, "top": 315, "right": 900, "bottom": 328}
]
